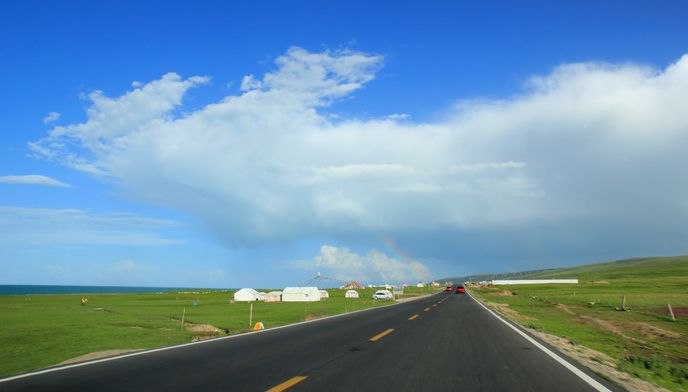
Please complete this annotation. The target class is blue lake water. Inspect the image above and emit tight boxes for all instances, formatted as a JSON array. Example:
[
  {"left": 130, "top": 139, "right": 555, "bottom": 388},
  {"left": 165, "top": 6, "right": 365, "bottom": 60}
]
[{"left": 0, "top": 285, "right": 223, "bottom": 295}]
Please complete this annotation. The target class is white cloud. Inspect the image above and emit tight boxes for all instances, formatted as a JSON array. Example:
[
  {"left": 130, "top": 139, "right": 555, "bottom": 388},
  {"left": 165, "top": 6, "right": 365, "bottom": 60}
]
[
  {"left": 0, "top": 206, "right": 185, "bottom": 246},
  {"left": 240, "top": 74, "right": 261, "bottom": 91},
  {"left": 0, "top": 175, "right": 72, "bottom": 188},
  {"left": 386, "top": 113, "right": 410, "bottom": 120},
  {"left": 312, "top": 245, "right": 431, "bottom": 283},
  {"left": 28, "top": 48, "right": 688, "bottom": 259},
  {"left": 42, "top": 111, "right": 61, "bottom": 124}
]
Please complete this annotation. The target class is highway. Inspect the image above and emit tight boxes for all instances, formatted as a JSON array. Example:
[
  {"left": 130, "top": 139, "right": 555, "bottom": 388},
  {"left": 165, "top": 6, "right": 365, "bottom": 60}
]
[{"left": 1, "top": 292, "right": 622, "bottom": 391}]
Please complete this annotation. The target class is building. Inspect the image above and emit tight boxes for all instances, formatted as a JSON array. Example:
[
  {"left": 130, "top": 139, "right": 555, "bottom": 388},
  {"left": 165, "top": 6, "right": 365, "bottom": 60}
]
[
  {"left": 490, "top": 279, "right": 579, "bottom": 285},
  {"left": 416, "top": 282, "right": 425, "bottom": 288},
  {"left": 345, "top": 289, "right": 359, "bottom": 298},
  {"left": 319, "top": 290, "right": 330, "bottom": 299},
  {"left": 340, "top": 281, "right": 365, "bottom": 289},
  {"left": 265, "top": 291, "right": 282, "bottom": 302},
  {"left": 282, "top": 287, "right": 321, "bottom": 302},
  {"left": 234, "top": 288, "right": 264, "bottom": 302}
]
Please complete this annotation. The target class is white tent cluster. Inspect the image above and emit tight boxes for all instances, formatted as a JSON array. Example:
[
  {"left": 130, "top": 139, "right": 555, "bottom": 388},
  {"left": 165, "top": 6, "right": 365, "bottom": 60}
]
[
  {"left": 233, "top": 287, "right": 363, "bottom": 302},
  {"left": 233, "top": 287, "right": 332, "bottom": 302}
]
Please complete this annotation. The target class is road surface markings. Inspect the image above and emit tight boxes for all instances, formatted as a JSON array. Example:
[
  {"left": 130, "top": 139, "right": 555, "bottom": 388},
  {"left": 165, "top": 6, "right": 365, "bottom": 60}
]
[
  {"left": 266, "top": 376, "right": 308, "bottom": 392},
  {"left": 467, "top": 292, "right": 612, "bottom": 392},
  {"left": 408, "top": 314, "right": 419, "bottom": 320},
  {"left": 369, "top": 328, "right": 395, "bottom": 342},
  {"left": 424, "top": 307, "right": 430, "bottom": 312}
]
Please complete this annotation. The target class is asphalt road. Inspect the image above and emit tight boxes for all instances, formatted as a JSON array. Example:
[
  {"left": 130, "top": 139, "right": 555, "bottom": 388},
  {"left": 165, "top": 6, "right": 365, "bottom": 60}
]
[{"left": 1, "top": 292, "right": 623, "bottom": 392}]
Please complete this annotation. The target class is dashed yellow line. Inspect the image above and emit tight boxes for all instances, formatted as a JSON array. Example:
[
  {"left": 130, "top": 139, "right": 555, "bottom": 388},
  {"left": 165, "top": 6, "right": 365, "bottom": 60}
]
[
  {"left": 424, "top": 307, "right": 430, "bottom": 312},
  {"left": 266, "top": 376, "right": 308, "bottom": 392},
  {"left": 408, "top": 314, "right": 419, "bottom": 320},
  {"left": 369, "top": 328, "right": 395, "bottom": 341}
]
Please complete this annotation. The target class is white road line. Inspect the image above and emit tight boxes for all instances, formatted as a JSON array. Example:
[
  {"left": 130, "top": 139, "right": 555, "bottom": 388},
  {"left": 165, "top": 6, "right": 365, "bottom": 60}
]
[
  {"left": 0, "top": 293, "right": 437, "bottom": 383},
  {"left": 467, "top": 291, "right": 612, "bottom": 392}
]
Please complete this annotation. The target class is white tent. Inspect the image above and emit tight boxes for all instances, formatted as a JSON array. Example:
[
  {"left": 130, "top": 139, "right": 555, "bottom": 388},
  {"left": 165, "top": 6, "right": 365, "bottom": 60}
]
[
  {"left": 265, "top": 291, "right": 282, "bottom": 302},
  {"left": 282, "top": 287, "right": 321, "bottom": 302},
  {"left": 345, "top": 289, "right": 359, "bottom": 298},
  {"left": 234, "top": 288, "right": 263, "bottom": 302},
  {"left": 319, "top": 290, "right": 330, "bottom": 299}
]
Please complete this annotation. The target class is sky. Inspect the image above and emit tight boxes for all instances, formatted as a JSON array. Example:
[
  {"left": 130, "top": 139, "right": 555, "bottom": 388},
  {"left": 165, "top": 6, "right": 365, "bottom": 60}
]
[{"left": 1, "top": 1, "right": 688, "bottom": 288}]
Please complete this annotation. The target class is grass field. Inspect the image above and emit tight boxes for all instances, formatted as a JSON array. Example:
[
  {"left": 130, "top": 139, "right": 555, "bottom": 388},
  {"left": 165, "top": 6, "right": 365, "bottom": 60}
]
[
  {"left": 0, "top": 286, "right": 433, "bottom": 378},
  {"left": 470, "top": 255, "right": 688, "bottom": 391}
]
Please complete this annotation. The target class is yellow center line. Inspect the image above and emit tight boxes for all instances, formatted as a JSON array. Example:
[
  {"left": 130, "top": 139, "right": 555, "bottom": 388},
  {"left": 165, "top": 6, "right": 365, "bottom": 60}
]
[
  {"left": 369, "top": 328, "right": 395, "bottom": 341},
  {"left": 424, "top": 307, "right": 430, "bottom": 312},
  {"left": 266, "top": 376, "right": 308, "bottom": 392},
  {"left": 408, "top": 314, "right": 419, "bottom": 320}
]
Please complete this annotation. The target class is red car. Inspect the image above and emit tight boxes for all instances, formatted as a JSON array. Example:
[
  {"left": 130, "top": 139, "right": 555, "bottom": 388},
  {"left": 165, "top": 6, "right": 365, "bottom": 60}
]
[
  {"left": 456, "top": 286, "right": 465, "bottom": 294},
  {"left": 445, "top": 286, "right": 453, "bottom": 292}
]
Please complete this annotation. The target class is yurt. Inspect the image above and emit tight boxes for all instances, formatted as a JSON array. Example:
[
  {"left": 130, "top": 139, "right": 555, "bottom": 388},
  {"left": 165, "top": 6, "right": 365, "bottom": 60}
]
[
  {"left": 319, "top": 290, "right": 330, "bottom": 299},
  {"left": 234, "top": 288, "right": 263, "bottom": 302},
  {"left": 281, "top": 287, "right": 321, "bottom": 302},
  {"left": 265, "top": 291, "right": 282, "bottom": 302},
  {"left": 345, "top": 289, "right": 359, "bottom": 298}
]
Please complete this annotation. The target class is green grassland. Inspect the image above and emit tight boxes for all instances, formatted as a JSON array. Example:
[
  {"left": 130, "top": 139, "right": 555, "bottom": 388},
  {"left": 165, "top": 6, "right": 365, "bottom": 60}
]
[
  {"left": 0, "top": 286, "right": 432, "bottom": 378},
  {"left": 470, "top": 255, "right": 688, "bottom": 391}
]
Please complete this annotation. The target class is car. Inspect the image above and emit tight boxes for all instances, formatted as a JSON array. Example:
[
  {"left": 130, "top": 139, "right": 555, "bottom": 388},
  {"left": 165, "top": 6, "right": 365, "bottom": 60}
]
[
  {"left": 445, "top": 286, "right": 453, "bottom": 292},
  {"left": 455, "top": 286, "right": 465, "bottom": 294},
  {"left": 372, "top": 290, "right": 394, "bottom": 299}
]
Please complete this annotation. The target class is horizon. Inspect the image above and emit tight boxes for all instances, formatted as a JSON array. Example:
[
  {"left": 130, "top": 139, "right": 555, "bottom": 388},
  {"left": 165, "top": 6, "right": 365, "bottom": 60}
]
[{"left": 2, "top": 1, "right": 688, "bottom": 288}]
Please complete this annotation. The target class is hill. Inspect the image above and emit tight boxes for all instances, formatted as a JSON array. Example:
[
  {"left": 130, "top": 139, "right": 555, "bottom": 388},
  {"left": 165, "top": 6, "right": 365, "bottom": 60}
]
[
  {"left": 438, "top": 254, "right": 688, "bottom": 284},
  {"left": 436, "top": 268, "right": 558, "bottom": 284},
  {"left": 523, "top": 255, "right": 688, "bottom": 282}
]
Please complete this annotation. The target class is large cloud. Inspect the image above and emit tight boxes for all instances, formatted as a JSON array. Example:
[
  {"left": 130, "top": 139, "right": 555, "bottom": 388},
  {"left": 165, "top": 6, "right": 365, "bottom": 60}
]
[
  {"left": 309, "top": 245, "right": 431, "bottom": 283},
  {"left": 31, "top": 47, "right": 688, "bottom": 268}
]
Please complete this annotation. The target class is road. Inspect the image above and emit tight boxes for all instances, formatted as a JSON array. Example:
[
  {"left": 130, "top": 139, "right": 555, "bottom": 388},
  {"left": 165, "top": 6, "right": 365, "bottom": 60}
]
[{"left": 1, "top": 292, "right": 622, "bottom": 391}]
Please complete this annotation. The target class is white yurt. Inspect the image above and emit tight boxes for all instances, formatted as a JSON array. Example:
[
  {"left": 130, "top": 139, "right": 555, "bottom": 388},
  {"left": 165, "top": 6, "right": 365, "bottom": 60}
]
[
  {"left": 345, "top": 289, "right": 359, "bottom": 298},
  {"left": 282, "top": 287, "right": 321, "bottom": 302},
  {"left": 234, "top": 288, "right": 263, "bottom": 302},
  {"left": 319, "top": 290, "right": 330, "bottom": 299},
  {"left": 265, "top": 291, "right": 282, "bottom": 302}
]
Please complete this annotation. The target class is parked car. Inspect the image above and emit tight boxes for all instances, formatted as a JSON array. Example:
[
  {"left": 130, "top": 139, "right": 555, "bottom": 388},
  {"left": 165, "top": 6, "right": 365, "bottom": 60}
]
[
  {"left": 372, "top": 290, "right": 394, "bottom": 299},
  {"left": 456, "top": 286, "right": 465, "bottom": 294}
]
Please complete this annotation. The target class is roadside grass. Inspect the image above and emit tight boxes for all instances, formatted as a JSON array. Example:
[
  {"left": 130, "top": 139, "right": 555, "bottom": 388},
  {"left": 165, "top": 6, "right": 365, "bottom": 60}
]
[
  {"left": 0, "top": 287, "right": 434, "bottom": 378},
  {"left": 470, "top": 255, "right": 688, "bottom": 391}
]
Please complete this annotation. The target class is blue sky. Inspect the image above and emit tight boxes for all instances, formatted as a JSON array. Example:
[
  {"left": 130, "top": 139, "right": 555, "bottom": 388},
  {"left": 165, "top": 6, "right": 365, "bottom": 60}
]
[{"left": 1, "top": 1, "right": 687, "bottom": 288}]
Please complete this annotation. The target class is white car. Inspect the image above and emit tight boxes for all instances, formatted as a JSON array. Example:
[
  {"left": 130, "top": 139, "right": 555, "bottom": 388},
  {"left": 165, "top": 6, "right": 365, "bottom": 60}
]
[{"left": 372, "top": 290, "right": 393, "bottom": 299}]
